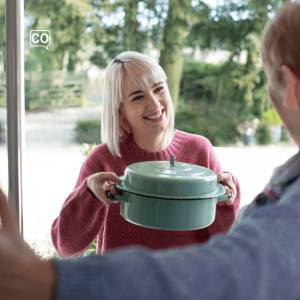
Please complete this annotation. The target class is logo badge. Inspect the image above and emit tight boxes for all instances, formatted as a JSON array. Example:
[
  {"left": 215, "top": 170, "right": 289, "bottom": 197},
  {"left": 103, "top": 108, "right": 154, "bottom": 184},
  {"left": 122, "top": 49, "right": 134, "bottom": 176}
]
[{"left": 30, "top": 30, "right": 51, "bottom": 50}]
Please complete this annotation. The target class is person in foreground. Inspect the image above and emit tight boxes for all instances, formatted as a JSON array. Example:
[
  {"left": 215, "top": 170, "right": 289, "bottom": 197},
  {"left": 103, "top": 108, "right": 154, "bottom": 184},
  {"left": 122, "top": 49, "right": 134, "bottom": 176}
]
[{"left": 1, "top": 2, "right": 300, "bottom": 299}]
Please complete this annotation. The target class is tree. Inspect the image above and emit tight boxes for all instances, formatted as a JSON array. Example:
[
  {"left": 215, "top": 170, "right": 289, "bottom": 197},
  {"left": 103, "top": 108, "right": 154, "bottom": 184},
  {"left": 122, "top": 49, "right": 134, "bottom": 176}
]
[
  {"left": 25, "top": 0, "right": 95, "bottom": 71},
  {"left": 159, "top": 0, "right": 191, "bottom": 114},
  {"left": 90, "top": 0, "right": 156, "bottom": 68}
]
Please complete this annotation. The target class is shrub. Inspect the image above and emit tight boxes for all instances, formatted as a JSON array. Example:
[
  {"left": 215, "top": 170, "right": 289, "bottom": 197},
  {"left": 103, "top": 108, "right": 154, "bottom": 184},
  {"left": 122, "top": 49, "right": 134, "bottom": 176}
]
[
  {"left": 261, "top": 108, "right": 283, "bottom": 126},
  {"left": 175, "top": 102, "right": 241, "bottom": 146},
  {"left": 280, "top": 126, "right": 290, "bottom": 142},
  {"left": 178, "top": 60, "right": 266, "bottom": 146},
  {"left": 76, "top": 119, "right": 101, "bottom": 144},
  {"left": 255, "top": 123, "right": 271, "bottom": 145}
]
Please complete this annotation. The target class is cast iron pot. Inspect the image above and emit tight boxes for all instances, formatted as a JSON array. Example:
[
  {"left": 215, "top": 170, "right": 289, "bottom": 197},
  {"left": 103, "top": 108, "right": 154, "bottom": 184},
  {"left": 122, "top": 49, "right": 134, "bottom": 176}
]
[{"left": 107, "top": 156, "right": 230, "bottom": 231}]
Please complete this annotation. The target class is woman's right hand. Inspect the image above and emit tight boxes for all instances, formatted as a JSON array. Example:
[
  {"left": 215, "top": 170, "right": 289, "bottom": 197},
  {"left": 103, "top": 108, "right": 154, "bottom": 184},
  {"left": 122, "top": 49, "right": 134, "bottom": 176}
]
[{"left": 87, "top": 172, "right": 122, "bottom": 205}]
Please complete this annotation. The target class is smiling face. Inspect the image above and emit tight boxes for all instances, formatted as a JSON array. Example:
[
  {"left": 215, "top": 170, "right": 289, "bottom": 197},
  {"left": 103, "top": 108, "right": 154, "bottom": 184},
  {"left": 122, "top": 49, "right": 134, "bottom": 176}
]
[{"left": 119, "top": 74, "right": 173, "bottom": 138}]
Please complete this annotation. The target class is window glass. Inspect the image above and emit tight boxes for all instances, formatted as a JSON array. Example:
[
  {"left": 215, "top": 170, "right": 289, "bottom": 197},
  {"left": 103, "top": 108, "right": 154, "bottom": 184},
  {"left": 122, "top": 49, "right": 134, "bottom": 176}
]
[{"left": 0, "top": 0, "right": 8, "bottom": 196}]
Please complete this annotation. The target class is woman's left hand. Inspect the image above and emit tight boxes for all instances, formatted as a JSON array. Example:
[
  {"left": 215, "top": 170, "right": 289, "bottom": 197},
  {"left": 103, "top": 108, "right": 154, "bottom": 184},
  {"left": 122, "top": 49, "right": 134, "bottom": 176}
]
[{"left": 217, "top": 173, "right": 237, "bottom": 205}]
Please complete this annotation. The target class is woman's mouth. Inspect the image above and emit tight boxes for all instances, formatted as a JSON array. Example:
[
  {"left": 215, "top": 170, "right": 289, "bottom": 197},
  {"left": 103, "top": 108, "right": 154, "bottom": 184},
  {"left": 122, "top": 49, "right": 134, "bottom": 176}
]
[{"left": 143, "top": 109, "right": 164, "bottom": 122}]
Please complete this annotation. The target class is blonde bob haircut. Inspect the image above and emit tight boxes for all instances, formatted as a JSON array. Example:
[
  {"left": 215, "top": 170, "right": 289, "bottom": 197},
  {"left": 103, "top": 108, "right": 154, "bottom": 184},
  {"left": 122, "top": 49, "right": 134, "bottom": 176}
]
[
  {"left": 261, "top": 1, "right": 300, "bottom": 104},
  {"left": 101, "top": 51, "right": 174, "bottom": 158}
]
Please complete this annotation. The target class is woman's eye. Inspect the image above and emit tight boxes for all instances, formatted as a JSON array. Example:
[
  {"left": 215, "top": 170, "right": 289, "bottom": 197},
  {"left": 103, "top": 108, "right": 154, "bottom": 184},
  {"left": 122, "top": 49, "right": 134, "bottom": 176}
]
[
  {"left": 155, "top": 87, "right": 163, "bottom": 93},
  {"left": 133, "top": 95, "right": 143, "bottom": 101}
]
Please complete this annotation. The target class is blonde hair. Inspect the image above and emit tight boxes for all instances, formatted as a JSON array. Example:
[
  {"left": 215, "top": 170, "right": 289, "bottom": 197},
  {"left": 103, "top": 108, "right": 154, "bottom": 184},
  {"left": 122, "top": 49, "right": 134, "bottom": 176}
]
[
  {"left": 101, "top": 51, "right": 174, "bottom": 157},
  {"left": 261, "top": 1, "right": 300, "bottom": 103}
]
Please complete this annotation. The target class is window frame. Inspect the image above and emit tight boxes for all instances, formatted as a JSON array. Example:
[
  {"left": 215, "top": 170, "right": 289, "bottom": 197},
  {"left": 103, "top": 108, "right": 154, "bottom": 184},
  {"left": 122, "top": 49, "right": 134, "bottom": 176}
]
[{"left": 6, "top": 0, "right": 25, "bottom": 236}]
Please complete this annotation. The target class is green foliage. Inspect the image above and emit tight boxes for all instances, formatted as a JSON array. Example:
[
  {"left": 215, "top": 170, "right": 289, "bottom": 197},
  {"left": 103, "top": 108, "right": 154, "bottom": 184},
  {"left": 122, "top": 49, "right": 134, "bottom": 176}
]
[
  {"left": 25, "top": 0, "right": 95, "bottom": 71},
  {"left": 81, "top": 142, "right": 98, "bottom": 157},
  {"left": 76, "top": 119, "right": 101, "bottom": 144},
  {"left": 255, "top": 123, "right": 271, "bottom": 145},
  {"left": 90, "top": 0, "right": 156, "bottom": 68},
  {"left": 29, "top": 238, "right": 61, "bottom": 260},
  {"left": 261, "top": 108, "right": 283, "bottom": 126},
  {"left": 0, "top": 95, "right": 5, "bottom": 107},
  {"left": 159, "top": 0, "right": 194, "bottom": 113},
  {"left": 26, "top": 87, "right": 84, "bottom": 110},
  {"left": 179, "top": 59, "right": 265, "bottom": 145},
  {"left": 180, "top": 61, "right": 224, "bottom": 103},
  {"left": 82, "top": 239, "right": 97, "bottom": 257},
  {"left": 25, "top": 71, "right": 86, "bottom": 110},
  {"left": 179, "top": 51, "right": 271, "bottom": 145},
  {"left": 175, "top": 102, "right": 241, "bottom": 146},
  {"left": 280, "top": 126, "right": 290, "bottom": 142}
]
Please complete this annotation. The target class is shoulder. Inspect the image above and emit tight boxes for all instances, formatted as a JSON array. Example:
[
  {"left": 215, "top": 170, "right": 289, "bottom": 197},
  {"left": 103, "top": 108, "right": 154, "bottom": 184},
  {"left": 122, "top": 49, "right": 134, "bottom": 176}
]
[
  {"left": 279, "top": 176, "right": 300, "bottom": 206},
  {"left": 84, "top": 142, "right": 114, "bottom": 168},
  {"left": 174, "top": 129, "right": 213, "bottom": 151},
  {"left": 173, "top": 130, "right": 216, "bottom": 166}
]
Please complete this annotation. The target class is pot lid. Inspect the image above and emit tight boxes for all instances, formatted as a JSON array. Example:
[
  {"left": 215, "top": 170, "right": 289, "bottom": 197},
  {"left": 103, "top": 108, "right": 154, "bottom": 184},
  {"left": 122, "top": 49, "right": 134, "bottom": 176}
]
[{"left": 116, "top": 156, "right": 225, "bottom": 199}]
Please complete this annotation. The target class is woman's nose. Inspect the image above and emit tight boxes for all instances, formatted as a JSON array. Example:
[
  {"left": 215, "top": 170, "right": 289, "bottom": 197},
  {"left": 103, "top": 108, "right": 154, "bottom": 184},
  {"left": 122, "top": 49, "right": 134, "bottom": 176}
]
[{"left": 147, "top": 93, "right": 160, "bottom": 109}]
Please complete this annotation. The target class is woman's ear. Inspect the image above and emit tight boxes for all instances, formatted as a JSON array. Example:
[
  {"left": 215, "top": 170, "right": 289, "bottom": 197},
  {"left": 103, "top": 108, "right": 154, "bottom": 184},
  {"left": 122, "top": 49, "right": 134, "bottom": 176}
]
[
  {"left": 282, "top": 65, "right": 300, "bottom": 110},
  {"left": 118, "top": 110, "right": 132, "bottom": 134}
]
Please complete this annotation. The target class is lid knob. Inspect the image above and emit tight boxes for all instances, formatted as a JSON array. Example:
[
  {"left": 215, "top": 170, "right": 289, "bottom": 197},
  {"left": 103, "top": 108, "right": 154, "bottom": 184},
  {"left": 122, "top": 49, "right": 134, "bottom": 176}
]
[{"left": 170, "top": 155, "right": 176, "bottom": 167}]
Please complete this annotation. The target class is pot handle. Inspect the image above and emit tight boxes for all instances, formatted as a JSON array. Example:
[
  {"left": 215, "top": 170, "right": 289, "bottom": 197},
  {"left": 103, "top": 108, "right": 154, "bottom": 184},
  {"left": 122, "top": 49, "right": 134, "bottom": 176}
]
[
  {"left": 105, "top": 187, "right": 130, "bottom": 204},
  {"left": 216, "top": 193, "right": 231, "bottom": 203}
]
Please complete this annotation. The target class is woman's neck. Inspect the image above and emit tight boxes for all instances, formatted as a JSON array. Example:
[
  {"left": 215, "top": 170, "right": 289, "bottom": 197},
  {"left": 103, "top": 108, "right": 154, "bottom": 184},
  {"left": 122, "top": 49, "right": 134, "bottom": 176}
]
[{"left": 132, "top": 130, "right": 175, "bottom": 152}]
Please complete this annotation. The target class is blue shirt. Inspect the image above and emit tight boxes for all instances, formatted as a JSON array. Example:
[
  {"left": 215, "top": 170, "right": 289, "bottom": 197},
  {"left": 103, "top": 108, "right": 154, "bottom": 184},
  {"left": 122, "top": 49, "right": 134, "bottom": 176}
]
[{"left": 54, "top": 149, "right": 300, "bottom": 300}]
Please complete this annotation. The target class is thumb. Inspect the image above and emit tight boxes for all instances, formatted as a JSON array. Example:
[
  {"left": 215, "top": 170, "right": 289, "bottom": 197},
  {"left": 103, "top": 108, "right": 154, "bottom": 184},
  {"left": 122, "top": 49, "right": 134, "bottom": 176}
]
[{"left": 0, "top": 188, "right": 18, "bottom": 232}]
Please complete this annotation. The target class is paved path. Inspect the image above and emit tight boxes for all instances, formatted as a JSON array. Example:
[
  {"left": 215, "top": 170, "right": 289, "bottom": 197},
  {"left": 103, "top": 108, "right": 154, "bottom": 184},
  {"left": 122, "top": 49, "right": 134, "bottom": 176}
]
[
  {"left": 25, "top": 106, "right": 102, "bottom": 146},
  {"left": 0, "top": 106, "right": 298, "bottom": 247}
]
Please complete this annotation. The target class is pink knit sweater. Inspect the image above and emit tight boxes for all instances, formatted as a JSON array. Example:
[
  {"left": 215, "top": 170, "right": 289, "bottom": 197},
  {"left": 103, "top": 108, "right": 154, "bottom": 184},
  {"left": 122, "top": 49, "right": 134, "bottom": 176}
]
[{"left": 51, "top": 129, "right": 241, "bottom": 257}]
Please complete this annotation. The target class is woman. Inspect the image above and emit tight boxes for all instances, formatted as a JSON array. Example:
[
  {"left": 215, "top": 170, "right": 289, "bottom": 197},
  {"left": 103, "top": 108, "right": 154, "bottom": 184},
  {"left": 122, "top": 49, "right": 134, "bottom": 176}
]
[{"left": 51, "top": 51, "right": 240, "bottom": 257}]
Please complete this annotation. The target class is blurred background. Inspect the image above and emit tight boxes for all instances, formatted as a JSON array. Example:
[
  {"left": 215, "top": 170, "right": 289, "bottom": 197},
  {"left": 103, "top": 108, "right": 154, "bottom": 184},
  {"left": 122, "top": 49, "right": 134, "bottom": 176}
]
[{"left": 0, "top": 0, "right": 298, "bottom": 257}]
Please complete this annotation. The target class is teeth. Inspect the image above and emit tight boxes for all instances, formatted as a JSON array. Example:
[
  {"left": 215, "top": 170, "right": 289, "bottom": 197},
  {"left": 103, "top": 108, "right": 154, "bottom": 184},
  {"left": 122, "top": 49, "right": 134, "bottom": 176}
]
[{"left": 146, "top": 110, "right": 163, "bottom": 119}]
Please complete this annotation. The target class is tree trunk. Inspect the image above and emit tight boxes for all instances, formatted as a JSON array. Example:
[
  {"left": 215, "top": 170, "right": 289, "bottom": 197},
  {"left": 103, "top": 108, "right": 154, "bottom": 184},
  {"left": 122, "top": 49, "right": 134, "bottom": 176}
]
[
  {"left": 123, "top": 0, "right": 141, "bottom": 52},
  {"left": 159, "top": 0, "right": 189, "bottom": 115}
]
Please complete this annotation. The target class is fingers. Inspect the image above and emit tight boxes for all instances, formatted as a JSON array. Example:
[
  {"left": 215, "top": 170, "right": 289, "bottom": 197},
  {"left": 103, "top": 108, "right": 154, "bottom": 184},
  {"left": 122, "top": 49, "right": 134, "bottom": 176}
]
[
  {"left": 0, "top": 188, "right": 17, "bottom": 231},
  {"left": 104, "top": 184, "right": 119, "bottom": 205},
  {"left": 217, "top": 173, "right": 237, "bottom": 205},
  {"left": 94, "top": 182, "right": 118, "bottom": 205},
  {"left": 87, "top": 172, "right": 122, "bottom": 205},
  {"left": 98, "top": 172, "right": 122, "bottom": 183},
  {"left": 217, "top": 173, "right": 233, "bottom": 189},
  {"left": 224, "top": 186, "right": 234, "bottom": 205}
]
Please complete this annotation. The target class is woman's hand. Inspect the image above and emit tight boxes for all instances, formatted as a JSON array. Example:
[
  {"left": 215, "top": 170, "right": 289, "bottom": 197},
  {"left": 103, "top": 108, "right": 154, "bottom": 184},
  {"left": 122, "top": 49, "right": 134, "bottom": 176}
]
[
  {"left": 0, "top": 188, "right": 56, "bottom": 300},
  {"left": 217, "top": 173, "right": 237, "bottom": 205},
  {"left": 87, "top": 172, "right": 122, "bottom": 205}
]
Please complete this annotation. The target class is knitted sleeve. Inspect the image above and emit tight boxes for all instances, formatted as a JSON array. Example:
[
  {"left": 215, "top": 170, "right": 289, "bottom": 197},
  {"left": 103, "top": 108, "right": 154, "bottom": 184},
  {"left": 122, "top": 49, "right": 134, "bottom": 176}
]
[
  {"left": 198, "top": 137, "right": 241, "bottom": 234},
  {"left": 51, "top": 157, "right": 108, "bottom": 258}
]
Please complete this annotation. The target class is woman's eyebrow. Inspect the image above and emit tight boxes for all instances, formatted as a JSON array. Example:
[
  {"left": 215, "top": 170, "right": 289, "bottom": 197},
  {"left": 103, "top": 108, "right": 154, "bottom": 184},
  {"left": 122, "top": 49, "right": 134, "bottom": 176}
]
[
  {"left": 127, "top": 82, "right": 164, "bottom": 98},
  {"left": 127, "top": 90, "right": 143, "bottom": 98},
  {"left": 152, "top": 81, "right": 163, "bottom": 88}
]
